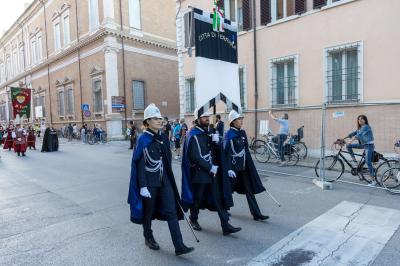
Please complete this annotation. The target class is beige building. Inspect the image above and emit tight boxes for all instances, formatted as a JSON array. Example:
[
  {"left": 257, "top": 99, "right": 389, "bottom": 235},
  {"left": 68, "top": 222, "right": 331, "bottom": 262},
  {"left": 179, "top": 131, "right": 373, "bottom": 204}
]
[
  {"left": 176, "top": 0, "right": 400, "bottom": 154},
  {"left": 0, "top": 0, "right": 179, "bottom": 139}
]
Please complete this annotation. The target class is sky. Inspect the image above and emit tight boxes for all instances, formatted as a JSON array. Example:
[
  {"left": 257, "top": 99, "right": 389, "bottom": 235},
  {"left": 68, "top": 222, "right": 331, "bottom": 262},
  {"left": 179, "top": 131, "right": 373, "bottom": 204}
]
[{"left": 0, "top": 1, "right": 34, "bottom": 37}]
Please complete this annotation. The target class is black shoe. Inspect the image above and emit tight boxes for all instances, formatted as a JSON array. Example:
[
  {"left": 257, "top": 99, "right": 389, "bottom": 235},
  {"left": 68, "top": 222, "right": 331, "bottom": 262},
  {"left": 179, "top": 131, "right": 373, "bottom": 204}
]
[
  {"left": 145, "top": 237, "right": 160, "bottom": 250},
  {"left": 190, "top": 220, "right": 202, "bottom": 231},
  {"left": 253, "top": 214, "right": 270, "bottom": 221},
  {"left": 222, "top": 223, "right": 241, "bottom": 236},
  {"left": 175, "top": 244, "right": 194, "bottom": 256}
]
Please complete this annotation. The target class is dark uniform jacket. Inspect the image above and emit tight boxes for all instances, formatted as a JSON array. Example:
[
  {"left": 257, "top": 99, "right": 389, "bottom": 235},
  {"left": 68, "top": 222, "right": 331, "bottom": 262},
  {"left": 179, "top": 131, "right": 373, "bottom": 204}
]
[
  {"left": 225, "top": 127, "right": 246, "bottom": 173},
  {"left": 188, "top": 126, "right": 213, "bottom": 184}
]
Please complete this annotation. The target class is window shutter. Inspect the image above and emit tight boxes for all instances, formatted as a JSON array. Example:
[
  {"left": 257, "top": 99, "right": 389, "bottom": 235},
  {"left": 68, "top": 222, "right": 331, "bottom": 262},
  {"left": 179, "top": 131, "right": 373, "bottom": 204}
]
[
  {"left": 313, "top": 0, "right": 327, "bottom": 9},
  {"left": 260, "top": 0, "right": 271, "bottom": 25},
  {"left": 243, "top": 0, "right": 251, "bottom": 31},
  {"left": 184, "top": 11, "right": 195, "bottom": 48},
  {"left": 295, "top": 0, "right": 306, "bottom": 14}
]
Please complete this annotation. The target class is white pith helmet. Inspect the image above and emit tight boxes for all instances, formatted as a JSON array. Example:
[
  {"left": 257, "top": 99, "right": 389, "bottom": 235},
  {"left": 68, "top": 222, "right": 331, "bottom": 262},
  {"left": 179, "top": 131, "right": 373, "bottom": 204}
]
[
  {"left": 143, "top": 103, "right": 163, "bottom": 121},
  {"left": 229, "top": 110, "right": 244, "bottom": 124},
  {"left": 193, "top": 108, "right": 210, "bottom": 120}
]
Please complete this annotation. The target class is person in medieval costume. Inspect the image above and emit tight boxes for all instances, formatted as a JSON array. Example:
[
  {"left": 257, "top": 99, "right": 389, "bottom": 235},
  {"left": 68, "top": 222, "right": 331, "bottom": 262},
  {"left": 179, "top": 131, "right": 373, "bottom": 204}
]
[
  {"left": 181, "top": 108, "right": 241, "bottom": 235},
  {"left": 13, "top": 123, "right": 27, "bottom": 157},
  {"left": 3, "top": 124, "right": 14, "bottom": 151},
  {"left": 41, "top": 124, "right": 59, "bottom": 152},
  {"left": 223, "top": 110, "right": 269, "bottom": 221},
  {"left": 128, "top": 104, "right": 194, "bottom": 256},
  {"left": 0, "top": 125, "right": 4, "bottom": 146},
  {"left": 27, "top": 125, "right": 36, "bottom": 150}
]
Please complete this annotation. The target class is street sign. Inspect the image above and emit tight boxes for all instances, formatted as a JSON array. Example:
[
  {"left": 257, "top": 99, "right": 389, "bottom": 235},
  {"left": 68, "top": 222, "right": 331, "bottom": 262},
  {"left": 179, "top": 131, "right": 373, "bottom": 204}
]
[
  {"left": 84, "top": 110, "right": 92, "bottom": 117},
  {"left": 332, "top": 111, "right": 345, "bottom": 118},
  {"left": 81, "top": 104, "right": 90, "bottom": 112},
  {"left": 112, "top": 96, "right": 126, "bottom": 112}
]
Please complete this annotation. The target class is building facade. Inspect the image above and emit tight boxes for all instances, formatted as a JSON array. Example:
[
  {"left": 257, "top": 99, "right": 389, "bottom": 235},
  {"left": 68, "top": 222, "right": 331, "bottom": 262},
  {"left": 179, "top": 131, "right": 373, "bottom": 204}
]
[
  {"left": 0, "top": 0, "right": 179, "bottom": 139},
  {"left": 176, "top": 0, "right": 400, "bottom": 154}
]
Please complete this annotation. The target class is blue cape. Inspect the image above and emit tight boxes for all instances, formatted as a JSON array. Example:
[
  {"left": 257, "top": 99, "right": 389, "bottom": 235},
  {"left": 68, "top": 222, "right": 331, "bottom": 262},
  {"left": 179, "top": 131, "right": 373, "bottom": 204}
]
[
  {"left": 181, "top": 127, "right": 234, "bottom": 211},
  {"left": 223, "top": 128, "right": 266, "bottom": 195},
  {"left": 128, "top": 131, "right": 183, "bottom": 224}
]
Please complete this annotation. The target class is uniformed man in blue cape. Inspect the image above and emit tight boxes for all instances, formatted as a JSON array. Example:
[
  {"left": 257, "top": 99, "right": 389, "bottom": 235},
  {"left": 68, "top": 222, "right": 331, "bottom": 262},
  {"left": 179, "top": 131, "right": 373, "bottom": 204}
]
[
  {"left": 128, "top": 104, "right": 194, "bottom": 256},
  {"left": 223, "top": 110, "right": 269, "bottom": 221},
  {"left": 181, "top": 107, "right": 241, "bottom": 235}
]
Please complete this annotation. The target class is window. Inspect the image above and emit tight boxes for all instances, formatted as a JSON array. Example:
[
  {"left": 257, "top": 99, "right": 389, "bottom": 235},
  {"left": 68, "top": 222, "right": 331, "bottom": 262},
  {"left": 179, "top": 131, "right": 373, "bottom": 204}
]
[
  {"left": 40, "top": 94, "right": 46, "bottom": 117},
  {"left": 54, "top": 22, "right": 61, "bottom": 50},
  {"left": 31, "top": 38, "right": 37, "bottom": 64},
  {"left": 37, "top": 36, "right": 43, "bottom": 60},
  {"left": 12, "top": 49, "right": 18, "bottom": 76},
  {"left": 132, "top": 80, "right": 145, "bottom": 110},
  {"left": 326, "top": 43, "right": 361, "bottom": 103},
  {"left": 185, "top": 78, "right": 195, "bottom": 113},
  {"left": 224, "top": 0, "right": 236, "bottom": 22},
  {"left": 92, "top": 79, "right": 103, "bottom": 112},
  {"left": 63, "top": 14, "right": 71, "bottom": 45},
  {"left": 89, "top": 0, "right": 100, "bottom": 31},
  {"left": 0, "top": 103, "right": 6, "bottom": 121},
  {"left": 19, "top": 46, "right": 24, "bottom": 72},
  {"left": 271, "top": 56, "right": 297, "bottom": 107},
  {"left": 129, "top": 0, "right": 142, "bottom": 29},
  {"left": 66, "top": 86, "right": 74, "bottom": 115},
  {"left": 239, "top": 66, "right": 247, "bottom": 110},
  {"left": 58, "top": 90, "right": 65, "bottom": 116}
]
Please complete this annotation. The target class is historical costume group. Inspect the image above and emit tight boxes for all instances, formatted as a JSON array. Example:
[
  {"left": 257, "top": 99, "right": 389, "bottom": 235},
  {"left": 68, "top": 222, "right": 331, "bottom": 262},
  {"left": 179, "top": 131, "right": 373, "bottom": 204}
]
[{"left": 128, "top": 104, "right": 270, "bottom": 256}]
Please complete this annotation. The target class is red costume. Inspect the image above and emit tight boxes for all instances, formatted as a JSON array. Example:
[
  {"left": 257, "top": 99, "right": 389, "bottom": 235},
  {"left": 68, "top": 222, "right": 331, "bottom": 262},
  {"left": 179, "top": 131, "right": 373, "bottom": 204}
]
[
  {"left": 27, "top": 128, "right": 36, "bottom": 150},
  {"left": 13, "top": 128, "right": 27, "bottom": 156},
  {"left": 3, "top": 127, "right": 14, "bottom": 150}
]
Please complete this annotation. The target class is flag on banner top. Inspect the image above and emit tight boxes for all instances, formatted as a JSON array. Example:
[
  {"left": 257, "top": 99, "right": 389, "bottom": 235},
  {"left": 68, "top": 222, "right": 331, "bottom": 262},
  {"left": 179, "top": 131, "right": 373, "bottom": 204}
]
[
  {"left": 212, "top": 0, "right": 224, "bottom": 32},
  {"left": 193, "top": 8, "right": 240, "bottom": 115}
]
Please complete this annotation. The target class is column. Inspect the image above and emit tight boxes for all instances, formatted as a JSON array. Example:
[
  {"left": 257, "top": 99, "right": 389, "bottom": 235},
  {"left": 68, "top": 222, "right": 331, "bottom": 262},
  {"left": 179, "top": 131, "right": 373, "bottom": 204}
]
[{"left": 104, "top": 40, "right": 123, "bottom": 140}]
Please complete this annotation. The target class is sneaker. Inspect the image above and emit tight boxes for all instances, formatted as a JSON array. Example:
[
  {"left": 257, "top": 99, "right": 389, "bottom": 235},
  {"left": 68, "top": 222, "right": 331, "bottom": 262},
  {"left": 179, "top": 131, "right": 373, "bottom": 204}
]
[
  {"left": 279, "top": 161, "right": 287, "bottom": 167},
  {"left": 367, "top": 181, "right": 378, "bottom": 187}
]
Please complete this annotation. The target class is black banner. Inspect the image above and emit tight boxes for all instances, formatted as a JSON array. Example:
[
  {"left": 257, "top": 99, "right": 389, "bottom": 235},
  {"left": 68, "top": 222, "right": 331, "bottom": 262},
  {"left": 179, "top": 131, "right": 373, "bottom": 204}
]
[{"left": 194, "top": 11, "right": 238, "bottom": 63}]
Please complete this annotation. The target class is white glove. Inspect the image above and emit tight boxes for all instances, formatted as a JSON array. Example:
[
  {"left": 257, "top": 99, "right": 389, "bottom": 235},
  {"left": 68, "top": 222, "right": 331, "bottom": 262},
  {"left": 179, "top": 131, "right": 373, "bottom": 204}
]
[
  {"left": 212, "top": 133, "right": 220, "bottom": 143},
  {"left": 140, "top": 187, "right": 152, "bottom": 198},
  {"left": 228, "top": 170, "right": 236, "bottom": 178},
  {"left": 210, "top": 165, "right": 219, "bottom": 176}
]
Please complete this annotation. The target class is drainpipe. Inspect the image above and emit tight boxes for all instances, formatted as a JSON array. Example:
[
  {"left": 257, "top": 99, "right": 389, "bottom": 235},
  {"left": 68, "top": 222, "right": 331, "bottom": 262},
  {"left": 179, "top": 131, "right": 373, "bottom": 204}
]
[
  {"left": 252, "top": 0, "right": 259, "bottom": 138},
  {"left": 40, "top": 0, "right": 53, "bottom": 124},
  {"left": 74, "top": 0, "right": 84, "bottom": 126},
  {"left": 118, "top": 0, "right": 128, "bottom": 134}
]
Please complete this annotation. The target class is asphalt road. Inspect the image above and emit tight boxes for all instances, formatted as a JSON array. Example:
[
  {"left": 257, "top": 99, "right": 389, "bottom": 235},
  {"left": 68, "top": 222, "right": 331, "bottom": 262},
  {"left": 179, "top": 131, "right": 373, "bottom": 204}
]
[{"left": 0, "top": 141, "right": 399, "bottom": 266}]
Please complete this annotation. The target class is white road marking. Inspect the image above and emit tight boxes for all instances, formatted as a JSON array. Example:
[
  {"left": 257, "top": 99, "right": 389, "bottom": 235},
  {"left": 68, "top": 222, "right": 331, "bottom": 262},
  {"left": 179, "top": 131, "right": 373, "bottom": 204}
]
[{"left": 247, "top": 201, "right": 400, "bottom": 266}]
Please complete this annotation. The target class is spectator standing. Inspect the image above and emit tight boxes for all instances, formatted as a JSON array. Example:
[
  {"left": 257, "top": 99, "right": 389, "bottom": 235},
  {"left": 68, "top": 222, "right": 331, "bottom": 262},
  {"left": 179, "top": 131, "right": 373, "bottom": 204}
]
[{"left": 269, "top": 111, "right": 290, "bottom": 167}]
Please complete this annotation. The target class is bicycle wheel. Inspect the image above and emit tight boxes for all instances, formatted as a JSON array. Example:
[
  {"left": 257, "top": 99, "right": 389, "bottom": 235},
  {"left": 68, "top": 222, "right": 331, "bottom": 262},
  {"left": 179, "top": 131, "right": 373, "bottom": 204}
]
[
  {"left": 380, "top": 167, "right": 400, "bottom": 190},
  {"left": 250, "top": 139, "right": 266, "bottom": 153},
  {"left": 375, "top": 159, "right": 400, "bottom": 186},
  {"left": 294, "top": 142, "right": 308, "bottom": 160},
  {"left": 284, "top": 151, "right": 299, "bottom": 166},
  {"left": 101, "top": 133, "right": 107, "bottom": 143},
  {"left": 314, "top": 155, "right": 344, "bottom": 182},
  {"left": 255, "top": 145, "right": 270, "bottom": 163}
]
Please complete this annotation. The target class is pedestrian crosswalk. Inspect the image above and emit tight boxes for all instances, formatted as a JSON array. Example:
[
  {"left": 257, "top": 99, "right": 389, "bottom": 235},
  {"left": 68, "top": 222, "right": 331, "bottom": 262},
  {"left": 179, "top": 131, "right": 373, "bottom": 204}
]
[{"left": 247, "top": 201, "right": 400, "bottom": 266}]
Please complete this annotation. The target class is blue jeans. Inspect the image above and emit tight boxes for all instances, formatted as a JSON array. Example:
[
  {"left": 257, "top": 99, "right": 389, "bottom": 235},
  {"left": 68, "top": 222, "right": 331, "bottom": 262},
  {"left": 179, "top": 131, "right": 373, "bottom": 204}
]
[
  {"left": 277, "top": 134, "right": 288, "bottom": 162},
  {"left": 346, "top": 143, "right": 375, "bottom": 177}
]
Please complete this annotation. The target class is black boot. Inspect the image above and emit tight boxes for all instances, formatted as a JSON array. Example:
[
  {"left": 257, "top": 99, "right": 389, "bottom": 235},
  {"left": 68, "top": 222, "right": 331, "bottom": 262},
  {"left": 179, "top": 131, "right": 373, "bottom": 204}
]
[
  {"left": 222, "top": 223, "right": 242, "bottom": 236},
  {"left": 22, "top": 153, "right": 26, "bottom": 157},
  {"left": 17, "top": 152, "right": 20, "bottom": 156},
  {"left": 145, "top": 237, "right": 160, "bottom": 250},
  {"left": 253, "top": 214, "right": 270, "bottom": 221},
  {"left": 175, "top": 244, "right": 194, "bottom": 256},
  {"left": 190, "top": 220, "right": 202, "bottom": 231}
]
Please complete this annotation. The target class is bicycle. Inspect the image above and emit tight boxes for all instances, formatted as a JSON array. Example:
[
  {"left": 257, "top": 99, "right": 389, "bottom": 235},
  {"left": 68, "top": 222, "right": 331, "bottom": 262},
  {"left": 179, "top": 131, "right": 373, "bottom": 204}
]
[
  {"left": 380, "top": 167, "right": 400, "bottom": 193},
  {"left": 314, "top": 139, "right": 398, "bottom": 184},
  {"left": 288, "top": 126, "right": 308, "bottom": 160},
  {"left": 255, "top": 132, "right": 299, "bottom": 166},
  {"left": 88, "top": 131, "right": 107, "bottom": 145},
  {"left": 249, "top": 135, "right": 267, "bottom": 154}
]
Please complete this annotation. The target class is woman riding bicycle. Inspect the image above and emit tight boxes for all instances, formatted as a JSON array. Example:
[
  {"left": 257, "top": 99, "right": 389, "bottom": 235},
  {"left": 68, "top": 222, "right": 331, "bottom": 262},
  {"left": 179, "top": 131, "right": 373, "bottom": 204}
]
[{"left": 343, "top": 115, "right": 376, "bottom": 186}]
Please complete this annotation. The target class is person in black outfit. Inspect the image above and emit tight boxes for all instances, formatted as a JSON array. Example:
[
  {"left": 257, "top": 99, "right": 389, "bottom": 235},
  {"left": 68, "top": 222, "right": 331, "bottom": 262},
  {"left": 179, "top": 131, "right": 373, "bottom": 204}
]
[
  {"left": 128, "top": 104, "right": 194, "bottom": 256},
  {"left": 215, "top": 114, "right": 224, "bottom": 138},
  {"left": 224, "top": 110, "right": 269, "bottom": 221},
  {"left": 41, "top": 124, "right": 59, "bottom": 152},
  {"left": 184, "top": 108, "right": 241, "bottom": 235},
  {"left": 128, "top": 120, "right": 137, "bottom": 150}
]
